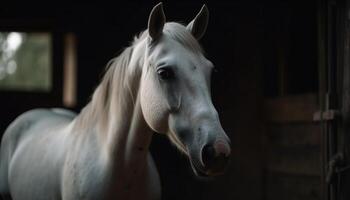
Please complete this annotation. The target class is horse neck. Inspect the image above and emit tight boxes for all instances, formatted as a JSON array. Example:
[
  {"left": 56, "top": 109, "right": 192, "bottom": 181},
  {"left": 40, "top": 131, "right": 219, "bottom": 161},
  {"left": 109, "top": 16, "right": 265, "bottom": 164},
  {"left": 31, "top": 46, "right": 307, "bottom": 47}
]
[
  {"left": 106, "top": 93, "right": 152, "bottom": 166},
  {"left": 75, "top": 40, "right": 153, "bottom": 168}
]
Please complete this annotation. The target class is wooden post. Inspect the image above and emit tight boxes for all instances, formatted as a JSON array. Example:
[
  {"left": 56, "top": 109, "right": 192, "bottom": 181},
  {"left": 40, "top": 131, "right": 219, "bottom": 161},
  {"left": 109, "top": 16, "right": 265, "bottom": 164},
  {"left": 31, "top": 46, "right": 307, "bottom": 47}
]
[{"left": 339, "top": 0, "right": 350, "bottom": 199}]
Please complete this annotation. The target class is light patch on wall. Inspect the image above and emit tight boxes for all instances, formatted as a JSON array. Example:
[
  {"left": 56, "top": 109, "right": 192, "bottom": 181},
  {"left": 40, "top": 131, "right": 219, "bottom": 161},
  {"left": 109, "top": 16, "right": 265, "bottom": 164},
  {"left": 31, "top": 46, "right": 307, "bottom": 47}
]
[
  {"left": 0, "top": 32, "right": 52, "bottom": 92},
  {"left": 63, "top": 33, "right": 77, "bottom": 107}
]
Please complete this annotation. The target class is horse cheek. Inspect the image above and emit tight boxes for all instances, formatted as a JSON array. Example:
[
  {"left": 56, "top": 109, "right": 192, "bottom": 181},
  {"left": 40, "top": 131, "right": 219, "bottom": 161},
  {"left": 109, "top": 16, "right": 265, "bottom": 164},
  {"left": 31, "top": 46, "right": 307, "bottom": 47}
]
[{"left": 140, "top": 78, "right": 169, "bottom": 134}]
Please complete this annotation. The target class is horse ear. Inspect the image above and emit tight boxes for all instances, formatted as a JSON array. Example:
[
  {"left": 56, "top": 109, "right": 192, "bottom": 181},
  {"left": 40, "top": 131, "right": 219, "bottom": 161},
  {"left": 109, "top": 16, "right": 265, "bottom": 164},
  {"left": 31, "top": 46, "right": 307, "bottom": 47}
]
[
  {"left": 186, "top": 5, "right": 209, "bottom": 40},
  {"left": 148, "top": 2, "right": 166, "bottom": 41}
]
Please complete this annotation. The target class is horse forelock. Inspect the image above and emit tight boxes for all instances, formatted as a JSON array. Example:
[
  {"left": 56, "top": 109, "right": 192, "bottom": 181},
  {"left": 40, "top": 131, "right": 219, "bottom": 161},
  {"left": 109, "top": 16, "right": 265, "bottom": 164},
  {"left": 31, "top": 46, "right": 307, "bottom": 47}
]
[
  {"left": 163, "top": 22, "right": 203, "bottom": 54},
  {"left": 134, "top": 22, "right": 203, "bottom": 54}
]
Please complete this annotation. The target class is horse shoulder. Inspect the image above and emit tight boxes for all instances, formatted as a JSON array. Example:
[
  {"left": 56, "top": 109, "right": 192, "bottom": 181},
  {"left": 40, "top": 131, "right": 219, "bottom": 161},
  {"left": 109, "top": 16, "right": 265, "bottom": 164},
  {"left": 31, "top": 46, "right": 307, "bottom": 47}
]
[
  {"left": 0, "top": 109, "right": 52, "bottom": 196},
  {"left": 51, "top": 108, "right": 77, "bottom": 118},
  {"left": 0, "top": 108, "right": 75, "bottom": 199},
  {"left": 2, "top": 108, "right": 74, "bottom": 153}
]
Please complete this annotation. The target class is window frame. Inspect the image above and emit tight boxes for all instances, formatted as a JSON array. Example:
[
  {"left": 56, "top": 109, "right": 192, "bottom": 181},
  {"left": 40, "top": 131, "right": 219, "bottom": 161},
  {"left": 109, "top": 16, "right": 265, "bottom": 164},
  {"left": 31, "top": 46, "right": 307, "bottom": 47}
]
[{"left": 0, "top": 19, "right": 64, "bottom": 107}]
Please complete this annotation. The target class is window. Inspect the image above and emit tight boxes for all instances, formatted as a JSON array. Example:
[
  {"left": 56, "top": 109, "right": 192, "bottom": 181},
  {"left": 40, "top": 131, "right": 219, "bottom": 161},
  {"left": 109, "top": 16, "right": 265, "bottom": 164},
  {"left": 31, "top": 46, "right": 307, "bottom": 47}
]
[{"left": 0, "top": 32, "right": 52, "bottom": 92}]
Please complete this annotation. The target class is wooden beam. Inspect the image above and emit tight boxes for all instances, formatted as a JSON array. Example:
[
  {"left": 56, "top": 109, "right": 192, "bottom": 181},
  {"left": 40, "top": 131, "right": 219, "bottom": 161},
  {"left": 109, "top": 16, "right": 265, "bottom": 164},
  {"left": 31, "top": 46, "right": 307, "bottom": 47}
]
[{"left": 264, "top": 93, "right": 318, "bottom": 123}]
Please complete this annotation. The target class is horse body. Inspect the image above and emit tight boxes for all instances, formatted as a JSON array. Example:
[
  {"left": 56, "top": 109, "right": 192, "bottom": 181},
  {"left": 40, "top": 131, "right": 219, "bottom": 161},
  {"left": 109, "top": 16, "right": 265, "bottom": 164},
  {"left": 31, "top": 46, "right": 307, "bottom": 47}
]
[
  {"left": 1, "top": 3, "right": 231, "bottom": 200},
  {"left": 2, "top": 106, "right": 160, "bottom": 200},
  {"left": 3, "top": 109, "right": 75, "bottom": 200}
]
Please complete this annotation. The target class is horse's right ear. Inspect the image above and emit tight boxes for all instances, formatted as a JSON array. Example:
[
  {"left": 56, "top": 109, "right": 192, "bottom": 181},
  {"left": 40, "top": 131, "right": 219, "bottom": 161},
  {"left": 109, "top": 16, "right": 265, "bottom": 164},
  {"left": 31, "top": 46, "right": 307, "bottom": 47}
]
[
  {"left": 148, "top": 2, "right": 166, "bottom": 41},
  {"left": 186, "top": 5, "right": 209, "bottom": 40}
]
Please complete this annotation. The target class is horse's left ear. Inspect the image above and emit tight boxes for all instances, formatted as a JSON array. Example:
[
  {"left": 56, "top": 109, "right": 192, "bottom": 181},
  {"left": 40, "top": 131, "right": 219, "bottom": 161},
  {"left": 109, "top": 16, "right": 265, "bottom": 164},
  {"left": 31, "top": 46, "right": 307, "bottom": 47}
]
[
  {"left": 186, "top": 5, "right": 209, "bottom": 40},
  {"left": 148, "top": 2, "right": 166, "bottom": 41}
]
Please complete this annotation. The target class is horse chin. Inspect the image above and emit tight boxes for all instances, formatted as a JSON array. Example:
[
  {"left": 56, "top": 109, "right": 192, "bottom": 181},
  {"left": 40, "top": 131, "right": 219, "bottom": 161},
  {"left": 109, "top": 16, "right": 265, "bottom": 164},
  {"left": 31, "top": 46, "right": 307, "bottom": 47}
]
[
  {"left": 192, "top": 166, "right": 225, "bottom": 178},
  {"left": 189, "top": 161, "right": 208, "bottom": 178},
  {"left": 188, "top": 155, "right": 226, "bottom": 178},
  {"left": 193, "top": 168, "right": 210, "bottom": 178},
  {"left": 188, "top": 156, "right": 211, "bottom": 178}
]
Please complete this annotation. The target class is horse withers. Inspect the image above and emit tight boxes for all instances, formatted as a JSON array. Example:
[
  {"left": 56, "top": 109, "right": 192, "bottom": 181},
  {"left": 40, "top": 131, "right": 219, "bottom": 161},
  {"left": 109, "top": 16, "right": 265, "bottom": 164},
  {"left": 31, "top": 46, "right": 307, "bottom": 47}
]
[{"left": 0, "top": 3, "right": 231, "bottom": 200}]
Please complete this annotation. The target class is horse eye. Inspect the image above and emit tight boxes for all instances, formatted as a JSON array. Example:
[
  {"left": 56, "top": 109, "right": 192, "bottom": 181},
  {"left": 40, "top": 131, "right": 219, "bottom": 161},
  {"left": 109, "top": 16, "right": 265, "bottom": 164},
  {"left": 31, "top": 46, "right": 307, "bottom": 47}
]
[{"left": 157, "top": 68, "right": 175, "bottom": 80}]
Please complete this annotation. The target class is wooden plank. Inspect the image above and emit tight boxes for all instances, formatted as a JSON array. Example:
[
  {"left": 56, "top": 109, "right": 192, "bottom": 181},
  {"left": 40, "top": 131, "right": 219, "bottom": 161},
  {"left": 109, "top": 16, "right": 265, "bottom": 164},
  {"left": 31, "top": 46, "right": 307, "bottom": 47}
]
[
  {"left": 264, "top": 93, "right": 318, "bottom": 123},
  {"left": 265, "top": 171, "right": 321, "bottom": 200},
  {"left": 264, "top": 123, "right": 322, "bottom": 176},
  {"left": 266, "top": 146, "right": 322, "bottom": 176},
  {"left": 265, "top": 123, "right": 321, "bottom": 147},
  {"left": 341, "top": 0, "right": 350, "bottom": 198}
]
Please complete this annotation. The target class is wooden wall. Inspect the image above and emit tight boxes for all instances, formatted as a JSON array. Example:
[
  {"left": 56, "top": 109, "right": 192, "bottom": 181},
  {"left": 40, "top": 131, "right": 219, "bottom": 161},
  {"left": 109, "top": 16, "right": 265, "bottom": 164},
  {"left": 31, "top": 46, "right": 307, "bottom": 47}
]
[{"left": 263, "top": 94, "right": 323, "bottom": 200}]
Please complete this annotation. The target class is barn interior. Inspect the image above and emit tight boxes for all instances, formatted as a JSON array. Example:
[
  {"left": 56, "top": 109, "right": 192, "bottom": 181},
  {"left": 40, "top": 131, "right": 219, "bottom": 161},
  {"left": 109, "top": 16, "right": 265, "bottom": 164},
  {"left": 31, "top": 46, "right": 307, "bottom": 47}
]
[{"left": 1, "top": 0, "right": 349, "bottom": 200}]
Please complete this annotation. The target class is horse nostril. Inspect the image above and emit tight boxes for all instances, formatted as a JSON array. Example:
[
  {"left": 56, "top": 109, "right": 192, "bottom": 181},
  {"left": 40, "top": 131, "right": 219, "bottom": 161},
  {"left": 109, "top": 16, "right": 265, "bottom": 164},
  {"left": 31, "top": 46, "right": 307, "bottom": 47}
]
[
  {"left": 213, "top": 140, "right": 231, "bottom": 157},
  {"left": 202, "top": 144, "right": 216, "bottom": 168},
  {"left": 201, "top": 143, "right": 230, "bottom": 173}
]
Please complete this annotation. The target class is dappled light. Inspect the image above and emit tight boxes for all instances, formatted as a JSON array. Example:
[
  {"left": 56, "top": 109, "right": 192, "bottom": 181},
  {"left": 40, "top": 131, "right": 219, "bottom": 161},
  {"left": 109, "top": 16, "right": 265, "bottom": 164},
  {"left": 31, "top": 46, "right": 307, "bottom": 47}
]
[
  {"left": 0, "top": 32, "right": 23, "bottom": 80},
  {"left": 0, "top": 32, "right": 52, "bottom": 91}
]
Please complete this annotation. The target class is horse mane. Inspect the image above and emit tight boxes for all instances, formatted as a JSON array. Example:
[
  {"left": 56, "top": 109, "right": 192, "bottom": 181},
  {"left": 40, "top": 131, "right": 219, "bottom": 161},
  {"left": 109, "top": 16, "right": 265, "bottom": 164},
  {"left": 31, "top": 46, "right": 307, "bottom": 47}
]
[
  {"left": 73, "top": 45, "right": 137, "bottom": 132},
  {"left": 72, "top": 22, "right": 203, "bottom": 132}
]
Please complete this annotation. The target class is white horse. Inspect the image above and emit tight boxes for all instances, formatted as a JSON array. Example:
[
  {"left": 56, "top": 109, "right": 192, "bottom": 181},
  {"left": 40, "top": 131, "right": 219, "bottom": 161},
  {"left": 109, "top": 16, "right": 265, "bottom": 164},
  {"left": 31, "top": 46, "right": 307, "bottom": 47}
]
[{"left": 0, "top": 3, "right": 231, "bottom": 200}]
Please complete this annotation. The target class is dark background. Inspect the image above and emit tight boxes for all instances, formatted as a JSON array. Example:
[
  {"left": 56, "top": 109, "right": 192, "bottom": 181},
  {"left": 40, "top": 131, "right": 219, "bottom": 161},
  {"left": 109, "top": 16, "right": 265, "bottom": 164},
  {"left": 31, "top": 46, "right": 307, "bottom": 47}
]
[{"left": 0, "top": 1, "right": 322, "bottom": 200}]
